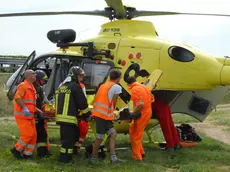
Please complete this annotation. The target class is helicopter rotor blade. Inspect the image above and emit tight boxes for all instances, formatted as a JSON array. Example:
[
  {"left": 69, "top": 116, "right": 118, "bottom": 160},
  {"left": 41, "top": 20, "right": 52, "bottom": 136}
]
[
  {"left": 130, "top": 10, "right": 230, "bottom": 18},
  {"left": 105, "top": 0, "right": 126, "bottom": 19},
  {"left": 0, "top": 10, "right": 111, "bottom": 18}
]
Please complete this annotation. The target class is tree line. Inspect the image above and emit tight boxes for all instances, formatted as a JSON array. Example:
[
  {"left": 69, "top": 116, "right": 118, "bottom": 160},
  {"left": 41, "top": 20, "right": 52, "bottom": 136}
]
[{"left": 0, "top": 55, "right": 27, "bottom": 58}]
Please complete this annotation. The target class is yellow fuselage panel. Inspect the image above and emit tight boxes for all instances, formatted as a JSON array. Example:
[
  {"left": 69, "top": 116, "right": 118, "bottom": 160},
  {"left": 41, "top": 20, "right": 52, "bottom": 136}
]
[{"left": 49, "top": 19, "right": 226, "bottom": 91}]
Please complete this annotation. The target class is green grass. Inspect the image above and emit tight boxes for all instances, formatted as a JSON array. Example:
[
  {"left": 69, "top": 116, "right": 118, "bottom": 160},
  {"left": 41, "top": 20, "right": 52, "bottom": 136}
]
[
  {"left": 0, "top": 73, "right": 14, "bottom": 117},
  {"left": 0, "top": 73, "right": 230, "bottom": 171},
  {"left": 0, "top": 121, "right": 229, "bottom": 172},
  {"left": 223, "top": 90, "right": 230, "bottom": 103},
  {"left": 173, "top": 113, "right": 199, "bottom": 124},
  {"left": 205, "top": 110, "right": 230, "bottom": 130}
]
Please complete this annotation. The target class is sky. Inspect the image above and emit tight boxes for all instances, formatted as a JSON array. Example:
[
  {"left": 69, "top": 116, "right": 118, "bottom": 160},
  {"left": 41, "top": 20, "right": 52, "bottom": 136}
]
[{"left": 0, "top": 0, "right": 230, "bottom": 57}]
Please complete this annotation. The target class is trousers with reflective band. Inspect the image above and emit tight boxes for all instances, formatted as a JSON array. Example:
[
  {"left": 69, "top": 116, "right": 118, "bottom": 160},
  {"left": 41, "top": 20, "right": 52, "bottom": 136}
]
[
  {"left": 75, "top": 120, "right": 89, "bottom": 150},
  {"left": 14, "top": 117, "right": 37, "bottom": 156},
  {"left": 36, "top": 118, "right": 50, "bottom": 150},
  {"left": 59, "top": 124, "right": 79, "bottom": 162},
  {"left": 92, "top": 81, "right": 115, "bottom": 120},
  {"left": 14, "top": 80, "right": 36, "bottom": 119}
]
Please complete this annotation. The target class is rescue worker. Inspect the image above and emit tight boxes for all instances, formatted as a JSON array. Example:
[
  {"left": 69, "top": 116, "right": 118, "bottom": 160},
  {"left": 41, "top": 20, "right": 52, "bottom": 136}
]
[
  {"left": 151, "top": 98, "right": 181, "bottom": 152},
  {"left": 34, "top": 69, "right": 52, "bottom": 158},
  {"left": 91, "top": 69, "right": 122, "bottom": 164},
  {"left": 74, "top": 70, "right": 89, "bottom": 153},
  {"left": 58, "top": 67, "right": 89, "bottom": 153},
  {"left": 56, "top": 66, "right": 91, "bottom": 163},
  {"left": 10, "top": 69, "right": 43, "bottom": 159},
  {"left": 125, "top": 76, "right": 153, "bottom": 161}
]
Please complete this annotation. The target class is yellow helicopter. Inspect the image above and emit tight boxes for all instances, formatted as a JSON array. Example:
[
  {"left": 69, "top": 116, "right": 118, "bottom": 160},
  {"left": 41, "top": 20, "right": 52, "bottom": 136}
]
[{"left": 3, "top": 0, "right": 230, "bottom": 142}]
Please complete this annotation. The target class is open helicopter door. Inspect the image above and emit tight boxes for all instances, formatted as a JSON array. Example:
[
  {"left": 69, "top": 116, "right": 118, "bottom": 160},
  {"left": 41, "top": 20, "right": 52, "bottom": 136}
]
[
  {"left": 144, "top": 69, "right": 163, "bottom": 90},
  {"left": 6, "top": 51, "right": 36, "bottom": 101}
]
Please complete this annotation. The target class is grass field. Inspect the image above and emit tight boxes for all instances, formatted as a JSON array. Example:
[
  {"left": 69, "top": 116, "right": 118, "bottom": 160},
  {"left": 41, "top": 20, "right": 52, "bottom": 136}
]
[
  {"left": 0, "top": 116, "right": 230, "bottom": 172},
  {"left": 0, "top": 73, "right": 13, "bottom": 117},
  {"left": 0, "top": 73, "right": 230, "bottom": 171}
]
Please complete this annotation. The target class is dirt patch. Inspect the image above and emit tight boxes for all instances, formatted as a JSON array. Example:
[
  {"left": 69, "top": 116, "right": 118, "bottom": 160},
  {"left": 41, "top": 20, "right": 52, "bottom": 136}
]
[
  {"left": 166, "top": 168, "right": 178, "bottom": 172},
  {"left": 190, "top": 121, "right": 230, "bottom": 145},
  {"left": 218, "top": 166, "right": 230, "bottom": 171}
]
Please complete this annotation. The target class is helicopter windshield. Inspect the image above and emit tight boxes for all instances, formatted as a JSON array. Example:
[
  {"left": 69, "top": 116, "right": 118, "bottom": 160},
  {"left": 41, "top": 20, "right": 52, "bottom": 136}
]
[
  {"left": 31, "top": 55, "right": 114, "bottom": 97},
  {"left": 83, "top": 63, "right": 111, "bottom": 89}
]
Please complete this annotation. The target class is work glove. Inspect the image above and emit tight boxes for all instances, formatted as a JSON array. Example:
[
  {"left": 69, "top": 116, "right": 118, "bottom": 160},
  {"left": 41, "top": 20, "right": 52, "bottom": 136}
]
[
  {"left": 79, "top": 111, "right": 92, "bottom": 122},
  {"left": 119, "top": 108, "right": 130, "bottom": 119},
  {"left": 129, "top": 112, "right": 141, "bottom": 120},
  {"left": 37, "top": 110, "right": 45, "bottom": 119},
  {"left": 23, "top": 106, "right": 30, "bottom": 117}
]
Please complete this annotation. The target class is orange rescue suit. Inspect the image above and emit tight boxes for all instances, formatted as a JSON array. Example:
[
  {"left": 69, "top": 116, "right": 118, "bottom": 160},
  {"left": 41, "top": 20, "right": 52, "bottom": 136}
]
[
  {"left": 75, "top": 83, "right": 89, "bottom": 150},
  {"left": 129, "top": 82, "right": 153, "bottom": 160},
  {"left": 14, "top": 80, "right": 37, "bottom": 156},
  {"left": 92, "top": 81, "right": 116, "bottom": 121}
]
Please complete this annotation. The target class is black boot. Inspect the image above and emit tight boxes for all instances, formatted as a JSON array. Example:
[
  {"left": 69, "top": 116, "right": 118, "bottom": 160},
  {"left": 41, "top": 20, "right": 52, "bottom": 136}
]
[
  {"left": 73, "top": 146, "right": 78, "bottom": 155},
  {"left": 85, "top": 144, "right": 93, "bottom": 159},
  {"left": 10, "top": 148, "right": 23, "bottom": 160},
  {"left": 47, "top": 151, "right": 53, "bottom": 157},
  {"left": 142, "top": 154, "right": 145, "bottom": 159},
  {"left": 23, "top": 154, "right": 33, "bottom": 160},
  {"left": 98, "top": 145, "right": 106, "bottom": 160},
  {"left": 37, "top": 147, "right": 52, "bottom": 158},
  {"left": 58, "top": 152, "right": 72, "bottom": 163}
]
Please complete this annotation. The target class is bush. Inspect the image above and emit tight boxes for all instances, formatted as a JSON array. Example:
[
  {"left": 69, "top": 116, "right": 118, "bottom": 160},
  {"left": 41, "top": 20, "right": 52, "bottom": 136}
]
[{"left": 0, "top": 73, "right": 13, "bottom": 117}]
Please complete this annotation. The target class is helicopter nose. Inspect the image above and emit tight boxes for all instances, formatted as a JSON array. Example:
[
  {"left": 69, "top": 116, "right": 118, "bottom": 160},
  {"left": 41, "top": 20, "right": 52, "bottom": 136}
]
[{"left": 220, "top": 57, "right": 230, "bottom": 85}]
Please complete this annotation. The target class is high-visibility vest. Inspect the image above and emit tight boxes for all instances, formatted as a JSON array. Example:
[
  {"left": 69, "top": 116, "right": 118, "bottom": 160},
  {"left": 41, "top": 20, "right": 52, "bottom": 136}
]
[
  {"left": 14, "top": 80, "right": 36, "bottom": 119},
  {"left": 92, "top": 81, "right": 115, "bottom": 120}
]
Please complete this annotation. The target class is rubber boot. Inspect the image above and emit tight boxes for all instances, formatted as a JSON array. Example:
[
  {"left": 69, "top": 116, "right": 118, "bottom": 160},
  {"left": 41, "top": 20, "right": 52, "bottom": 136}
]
[
  {"left": 98, "top": 145, "right": 106, "bottom": 160},
  {"left": 23, "top": 154, "right": 33, "bottom": 160},
  {"left": 37, "top": 147, "right": 52, "bottom": 158},
  {"left": 73, "top": 146, "right": 78, "bottom": 155},
  {"left": 10, "top": 147, "right": 23, "bottom": 160},
  {"left": 85, "top": 144, "right": 93, "bottom": 159},
  {"left": 58, "top": 152, "right": 72, "bottom": 163}
]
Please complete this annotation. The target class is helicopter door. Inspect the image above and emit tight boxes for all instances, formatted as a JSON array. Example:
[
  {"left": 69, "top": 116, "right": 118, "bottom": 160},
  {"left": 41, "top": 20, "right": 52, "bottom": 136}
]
[{"left": 6, "top": 51, "right": 36, "bottom": 101}]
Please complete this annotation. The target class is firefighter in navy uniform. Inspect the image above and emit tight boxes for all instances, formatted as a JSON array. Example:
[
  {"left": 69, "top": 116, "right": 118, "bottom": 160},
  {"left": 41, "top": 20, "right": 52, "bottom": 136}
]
[
  {"left": 56, "top": 66, "right": 91, "bottom": 163},
  {"left": 34, "top": 70, "right": 52, "bottom": 158}
]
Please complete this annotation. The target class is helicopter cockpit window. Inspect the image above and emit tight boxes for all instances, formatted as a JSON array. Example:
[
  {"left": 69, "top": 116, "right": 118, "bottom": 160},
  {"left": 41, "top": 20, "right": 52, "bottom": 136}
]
[
  {"left": 168, "top": 46, "right": 195, "bottom": 62},
  {"left": 33, "top": 57, "right": 56, "bottom": 77},
  {"left": 83, "top": 63, "right": 111, "bottom": 89}
]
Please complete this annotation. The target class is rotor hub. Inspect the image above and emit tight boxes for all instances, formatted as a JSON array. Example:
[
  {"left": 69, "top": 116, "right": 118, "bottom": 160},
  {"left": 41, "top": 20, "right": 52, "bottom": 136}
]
[{"left": 104, "top": 6, "right": 137, "bottom": 20}]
